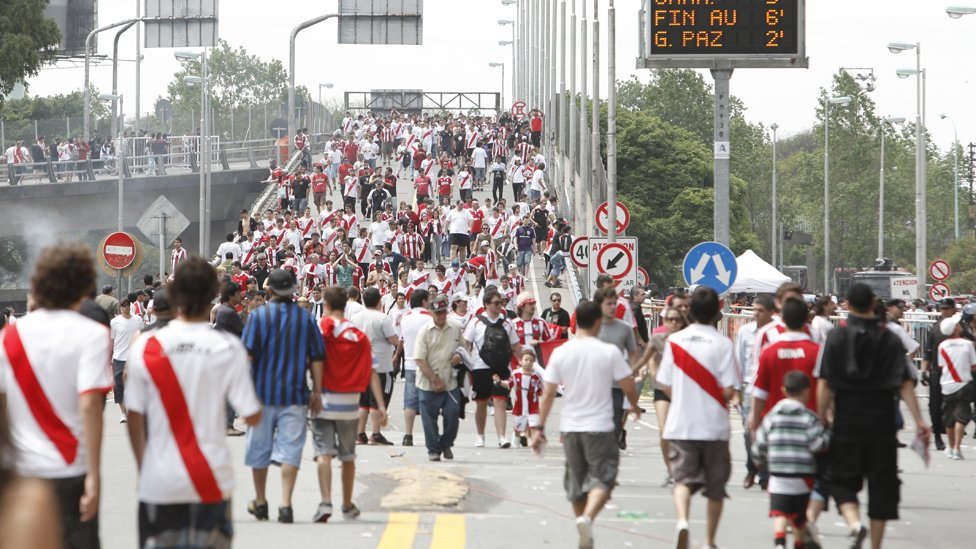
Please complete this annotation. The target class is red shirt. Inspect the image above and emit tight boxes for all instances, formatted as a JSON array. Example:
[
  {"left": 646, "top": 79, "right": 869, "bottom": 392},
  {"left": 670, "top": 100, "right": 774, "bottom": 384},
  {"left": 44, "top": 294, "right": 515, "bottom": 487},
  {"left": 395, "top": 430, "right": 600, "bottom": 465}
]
[
  {"left": 437, "top": 176, "right": 452, "bottom": 196},
  {"left": 318, "top": 317, "right": 373, "bottom": 393},
  {"left": 414, "top": 176, "right": 431, "bottom": 195},
  {"left": 311, "top": 173, "right": 329, "bottom": 193},
  {"left": 338, "top": 163, "right": 352, "bottom": 182},
  {"left": 413, "top": 149, "right": 426, "bottom": 169},
  {"left": 752, "top": 332, "right": 820, "bottom": 417},
  {"left": 344, "top": 142, "right": 359, "bottom": 162},
  {"left": 530, "top": 115, "right": 542, "bottom": 132}
]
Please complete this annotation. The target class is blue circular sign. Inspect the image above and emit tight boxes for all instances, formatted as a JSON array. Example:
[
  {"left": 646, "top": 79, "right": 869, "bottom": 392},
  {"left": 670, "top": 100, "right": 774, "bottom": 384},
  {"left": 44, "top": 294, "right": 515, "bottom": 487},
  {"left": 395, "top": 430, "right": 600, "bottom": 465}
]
[{"left": 682, "top": 241, "right": 738, "bottom": 295}]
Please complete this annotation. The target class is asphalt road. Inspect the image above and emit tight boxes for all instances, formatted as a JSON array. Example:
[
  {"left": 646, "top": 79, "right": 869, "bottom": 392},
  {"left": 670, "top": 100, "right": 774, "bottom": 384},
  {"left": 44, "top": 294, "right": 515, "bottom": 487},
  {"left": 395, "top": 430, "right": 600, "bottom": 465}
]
[{"left": 97, "top": 156, "right": 976, "bottom": 548}]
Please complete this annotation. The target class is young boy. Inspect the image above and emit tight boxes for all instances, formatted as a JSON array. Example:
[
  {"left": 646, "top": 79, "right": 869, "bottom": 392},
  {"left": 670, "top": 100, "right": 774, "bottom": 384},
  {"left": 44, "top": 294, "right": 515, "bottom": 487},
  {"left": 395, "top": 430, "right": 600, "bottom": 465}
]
[
  {"left": 509, "top": 348, "right": 544, "bottom": 447},
  {"left": 752, "top": 371, "right": 830, "bottom": 549}
]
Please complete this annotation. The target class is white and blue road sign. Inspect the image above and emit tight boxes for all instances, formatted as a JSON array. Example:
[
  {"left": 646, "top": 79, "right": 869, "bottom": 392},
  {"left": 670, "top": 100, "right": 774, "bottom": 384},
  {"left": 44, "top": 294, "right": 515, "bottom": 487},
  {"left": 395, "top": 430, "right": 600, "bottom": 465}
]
[{"left": 682, "top": 241, "right": 738, "bottom": 295}]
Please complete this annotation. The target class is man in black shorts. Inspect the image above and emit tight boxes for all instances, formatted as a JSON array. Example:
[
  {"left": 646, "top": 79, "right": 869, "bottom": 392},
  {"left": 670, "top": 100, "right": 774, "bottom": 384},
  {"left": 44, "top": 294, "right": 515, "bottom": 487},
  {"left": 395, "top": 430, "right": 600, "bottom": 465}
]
[
  {"left": 815, "top": 283, "right": 931, "bottom": 548},
  {"left": 445, "top": 201, "right": 473, "bottom": 262},
  {"left": 462, "top": 287, "right": 522, "bottom": 449},
  {"left": 350, "top": 288, "right": 399, "bottom": 446}
]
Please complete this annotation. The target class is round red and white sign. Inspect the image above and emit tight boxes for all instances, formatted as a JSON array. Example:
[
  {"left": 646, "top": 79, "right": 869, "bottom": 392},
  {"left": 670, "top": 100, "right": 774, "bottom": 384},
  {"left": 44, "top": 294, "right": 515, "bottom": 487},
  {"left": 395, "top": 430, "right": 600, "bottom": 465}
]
[
  {"left": 929, "top": 259, "right": 951, "bottom": 282},
  {"left": 511, "top": 101, "right": 527, "bottom": 118},
  {"left": 595, "top": 201, "right": 630, "bottom": 234},
  {"left": 102, "top": 232, "right": 137, "bottom": 270},
  {"left": 570, "top": 237, "right": 589, "bottom": 268},
  {"left": 930, "top": 282, "right": 951, "bottom": 302},
  {"left": 596, "top": 243, "right": 633, "bottom": 280},
  {"left": 637, "top": 267, "right": 649, "bottom": 287}
]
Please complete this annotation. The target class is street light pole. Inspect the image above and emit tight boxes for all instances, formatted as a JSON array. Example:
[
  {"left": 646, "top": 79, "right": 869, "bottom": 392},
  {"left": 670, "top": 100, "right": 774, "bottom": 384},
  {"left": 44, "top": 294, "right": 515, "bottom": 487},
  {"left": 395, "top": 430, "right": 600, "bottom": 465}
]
[
  {"left": 289, "top": 15, "right": 339, "bottom": 150},
  {"left": 771, "top": 123, "right": 778, "bottom": 265},
  {"left": 890, "top": 41, "right": 926, "bottom": 299},
  {"left": 942, "top": 113, "right": 960, "bottom": 239},
  {"left": 607, "top": 0, "right": 617, "bottom": 243},
  {"left": 824, "top": 95, "right": 852, "bottom": 295}
]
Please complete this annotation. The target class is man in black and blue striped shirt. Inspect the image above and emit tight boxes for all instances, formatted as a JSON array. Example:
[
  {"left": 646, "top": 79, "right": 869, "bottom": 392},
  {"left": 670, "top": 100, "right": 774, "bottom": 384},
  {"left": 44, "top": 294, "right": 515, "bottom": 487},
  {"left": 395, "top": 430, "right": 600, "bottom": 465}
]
[{"left": 242, "top": 269, "right": 324, "bottom": 524}]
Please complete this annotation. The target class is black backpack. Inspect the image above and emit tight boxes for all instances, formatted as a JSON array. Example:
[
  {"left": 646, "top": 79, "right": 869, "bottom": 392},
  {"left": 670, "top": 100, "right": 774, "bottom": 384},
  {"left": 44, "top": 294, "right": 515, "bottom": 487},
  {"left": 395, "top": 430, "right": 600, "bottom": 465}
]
[{"left": 477, "top": 315, "right": 513, "bottom": 379}]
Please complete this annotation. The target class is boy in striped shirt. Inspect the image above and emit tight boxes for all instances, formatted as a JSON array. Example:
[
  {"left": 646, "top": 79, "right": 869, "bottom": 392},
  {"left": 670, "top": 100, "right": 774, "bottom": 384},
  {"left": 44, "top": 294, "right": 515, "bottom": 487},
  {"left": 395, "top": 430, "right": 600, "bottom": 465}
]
[{"left": 752, "top": 371, "right": 831, "bottom": 549}]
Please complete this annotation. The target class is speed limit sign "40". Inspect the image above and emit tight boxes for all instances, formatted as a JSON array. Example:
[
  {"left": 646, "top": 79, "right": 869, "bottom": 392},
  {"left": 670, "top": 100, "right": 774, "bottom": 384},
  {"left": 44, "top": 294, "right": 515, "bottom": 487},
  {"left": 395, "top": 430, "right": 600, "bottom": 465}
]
[{"left": 571, "top": 237, "right": 589, "bottom": 268}]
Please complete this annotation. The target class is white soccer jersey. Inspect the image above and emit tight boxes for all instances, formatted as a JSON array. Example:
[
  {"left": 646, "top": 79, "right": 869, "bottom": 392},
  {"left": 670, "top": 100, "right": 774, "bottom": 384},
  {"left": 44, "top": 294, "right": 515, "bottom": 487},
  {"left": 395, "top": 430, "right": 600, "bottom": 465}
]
[
  {"left": 125, "top": 320, "right": 261, "bottom": 504},
  {"left": 0, "top": 310, "right": 112, "bottom": 478},
  {"left": 656, "top": 323, "right": 737, "bottom": 441}
]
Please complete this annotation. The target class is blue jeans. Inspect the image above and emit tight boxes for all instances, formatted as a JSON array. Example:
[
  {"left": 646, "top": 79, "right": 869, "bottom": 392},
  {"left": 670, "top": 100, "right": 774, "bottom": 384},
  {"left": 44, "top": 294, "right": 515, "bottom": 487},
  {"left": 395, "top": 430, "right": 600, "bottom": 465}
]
[
  {"left": 548, "top": 253, "right": 566, "bottom": 277},
  {"left": 293, "top": 198, "right": 307, "bottom": 214},
  {"left": 418, "top": 387, "right": 461, "bottom": 455},
  {"left": 244, "top": 405, "right": 308, "bottom": 468},
  {"left": 529, "top": 189, "right": 542, "bottom": 203}
]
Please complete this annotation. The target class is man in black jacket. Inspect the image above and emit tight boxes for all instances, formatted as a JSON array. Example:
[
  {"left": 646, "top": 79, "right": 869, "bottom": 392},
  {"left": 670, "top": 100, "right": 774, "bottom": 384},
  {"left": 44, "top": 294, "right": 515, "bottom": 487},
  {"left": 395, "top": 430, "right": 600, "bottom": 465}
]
[
  {"left": 815, "top": 283, "right": 931, "bottom": 549},
  {"left": 921, "top": 298, "right": 957, "bottom": 451}
]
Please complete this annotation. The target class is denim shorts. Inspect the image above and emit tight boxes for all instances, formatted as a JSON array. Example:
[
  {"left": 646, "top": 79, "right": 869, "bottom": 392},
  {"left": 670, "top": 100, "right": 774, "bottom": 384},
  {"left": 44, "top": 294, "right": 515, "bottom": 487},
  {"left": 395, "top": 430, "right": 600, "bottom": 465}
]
[
  {"left": 517, "top": 250, "right": 533, "bottom": 268},
  {"left": 244, "top": 405, "right": 308, "bottom": 468},
  {"left": 549, "top": 253, "right": 566, "bottom": 276},
  {"left": 474, "top": 167, "right": 486, "bottom": 181},
  {"left": 403, "top": 370, "right": 419, "bottom": 411}
]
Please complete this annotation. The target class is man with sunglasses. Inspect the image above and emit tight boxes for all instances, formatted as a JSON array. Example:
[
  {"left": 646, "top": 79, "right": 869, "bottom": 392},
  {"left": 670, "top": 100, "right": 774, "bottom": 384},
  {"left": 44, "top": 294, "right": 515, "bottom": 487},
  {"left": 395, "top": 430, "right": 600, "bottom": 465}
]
[
  {"left": 464, "top": 288, "right": 522, "bottom": 449},
  {"left": 542, "top": 292, "right": 570, "bottom": 340}
]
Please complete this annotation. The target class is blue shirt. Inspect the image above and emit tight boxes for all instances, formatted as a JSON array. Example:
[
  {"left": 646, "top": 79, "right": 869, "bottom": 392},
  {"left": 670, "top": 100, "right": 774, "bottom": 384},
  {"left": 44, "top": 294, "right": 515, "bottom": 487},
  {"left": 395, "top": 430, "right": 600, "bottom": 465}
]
[
  {"left": 241, "top": 301, "right": 325, "bottom": 406},
  {"left": 515, "top": 226, "right": 535, "bottom": 252}
]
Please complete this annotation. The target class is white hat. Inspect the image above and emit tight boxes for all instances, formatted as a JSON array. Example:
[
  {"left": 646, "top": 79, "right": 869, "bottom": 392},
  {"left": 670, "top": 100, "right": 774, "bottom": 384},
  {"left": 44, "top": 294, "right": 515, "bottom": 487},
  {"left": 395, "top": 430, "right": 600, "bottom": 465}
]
[{"left": 941, "top": 314, "right": 963, "bottom": 337}]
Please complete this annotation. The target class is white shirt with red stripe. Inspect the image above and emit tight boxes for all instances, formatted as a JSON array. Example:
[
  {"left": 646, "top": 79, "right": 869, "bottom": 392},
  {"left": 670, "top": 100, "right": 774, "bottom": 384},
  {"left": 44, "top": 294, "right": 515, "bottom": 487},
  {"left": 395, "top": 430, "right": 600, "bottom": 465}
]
[
  {"left": 0, "top": 310, "right": 111, "bottom": 479},
  {"left": 656, "top": 323, "right": 737, "bottom": 441},
  {"left": 126, "top": 320, "right": 261, "bottom": 503},
  {"left": 938, "top": 337, "right": 976, "bottom": 395}
]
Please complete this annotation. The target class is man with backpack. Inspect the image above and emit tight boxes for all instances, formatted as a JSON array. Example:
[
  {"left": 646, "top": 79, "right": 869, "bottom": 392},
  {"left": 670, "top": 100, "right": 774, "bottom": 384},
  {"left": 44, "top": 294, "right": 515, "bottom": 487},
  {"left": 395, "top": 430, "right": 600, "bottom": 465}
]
[{"left": 463, "top": 287, "right": 523, "bottom": 448}]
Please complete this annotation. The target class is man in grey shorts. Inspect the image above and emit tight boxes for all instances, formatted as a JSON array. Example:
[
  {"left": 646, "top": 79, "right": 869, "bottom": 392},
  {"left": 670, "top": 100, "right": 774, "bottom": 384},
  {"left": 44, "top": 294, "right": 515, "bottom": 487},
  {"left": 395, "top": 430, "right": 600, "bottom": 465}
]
[
  {"left": 655, "top": 287, "right": 738, "bottom": 549},
  {"left": 533, "top": 300, "right": 640, "bottom": 549}
]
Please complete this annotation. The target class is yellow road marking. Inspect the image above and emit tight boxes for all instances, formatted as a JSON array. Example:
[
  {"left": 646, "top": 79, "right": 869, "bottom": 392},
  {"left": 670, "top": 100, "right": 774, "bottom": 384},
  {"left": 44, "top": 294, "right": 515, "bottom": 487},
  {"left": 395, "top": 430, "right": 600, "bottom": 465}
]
[
  {"left": 429, "top": 514, "right": 466, "bottom": 549},
  {"left": 377, "top": 512, "right": 420, "bottom": 549}
]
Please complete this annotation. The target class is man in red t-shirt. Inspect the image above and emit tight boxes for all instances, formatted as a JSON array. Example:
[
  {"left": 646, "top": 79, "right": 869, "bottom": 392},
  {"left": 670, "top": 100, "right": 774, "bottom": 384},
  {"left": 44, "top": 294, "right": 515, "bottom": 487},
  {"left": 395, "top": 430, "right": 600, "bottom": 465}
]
[
  {"left": 747, "top": 297, "right": 821, "bottom": 431},
  {"left": 529, "top": 110, "right": 543, "bottom": 148}
]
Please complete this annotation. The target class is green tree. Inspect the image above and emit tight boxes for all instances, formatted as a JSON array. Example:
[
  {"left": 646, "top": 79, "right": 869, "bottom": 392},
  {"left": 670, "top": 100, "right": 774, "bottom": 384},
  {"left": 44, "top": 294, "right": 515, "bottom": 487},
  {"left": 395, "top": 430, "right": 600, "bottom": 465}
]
[{"left": 0, "top": 0, "right": 61, "bottom": 101}]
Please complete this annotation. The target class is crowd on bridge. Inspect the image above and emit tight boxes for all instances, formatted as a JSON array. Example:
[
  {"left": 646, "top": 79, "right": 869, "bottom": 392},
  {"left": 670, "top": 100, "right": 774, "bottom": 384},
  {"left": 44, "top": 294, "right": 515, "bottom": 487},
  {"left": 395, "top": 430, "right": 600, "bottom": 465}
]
[{"left": 0, "top": 107, "right": 969, "bottom": 549}]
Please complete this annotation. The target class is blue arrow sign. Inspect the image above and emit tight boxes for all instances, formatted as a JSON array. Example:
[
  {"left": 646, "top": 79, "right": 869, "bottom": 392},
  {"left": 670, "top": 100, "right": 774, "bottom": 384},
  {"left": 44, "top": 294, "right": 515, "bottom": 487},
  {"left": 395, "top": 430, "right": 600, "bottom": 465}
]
[{"left": 682, "top": 241, "right": 738, "bottom": 295}]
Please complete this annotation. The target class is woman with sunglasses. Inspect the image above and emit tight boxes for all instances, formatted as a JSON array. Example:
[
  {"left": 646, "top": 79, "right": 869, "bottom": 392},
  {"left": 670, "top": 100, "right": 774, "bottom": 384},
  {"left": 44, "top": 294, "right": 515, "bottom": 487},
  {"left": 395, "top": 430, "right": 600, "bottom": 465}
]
[{"left": 639, "top": 307, "right": 688, "bottom": 486}]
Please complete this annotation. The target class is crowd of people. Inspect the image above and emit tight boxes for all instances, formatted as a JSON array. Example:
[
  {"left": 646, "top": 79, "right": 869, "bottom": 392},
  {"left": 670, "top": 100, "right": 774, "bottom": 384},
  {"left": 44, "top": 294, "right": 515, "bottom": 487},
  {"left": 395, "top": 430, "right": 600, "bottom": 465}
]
[{"left": 0, "top": 107, "right": 966, "bottom": 549}]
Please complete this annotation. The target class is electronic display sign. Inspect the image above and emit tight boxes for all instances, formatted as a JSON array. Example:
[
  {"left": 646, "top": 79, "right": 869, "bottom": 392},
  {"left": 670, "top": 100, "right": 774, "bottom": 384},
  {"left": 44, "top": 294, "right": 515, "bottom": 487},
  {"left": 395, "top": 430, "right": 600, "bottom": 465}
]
[{"left": 639, "top": 0, "right": 807, "bottom": 69}]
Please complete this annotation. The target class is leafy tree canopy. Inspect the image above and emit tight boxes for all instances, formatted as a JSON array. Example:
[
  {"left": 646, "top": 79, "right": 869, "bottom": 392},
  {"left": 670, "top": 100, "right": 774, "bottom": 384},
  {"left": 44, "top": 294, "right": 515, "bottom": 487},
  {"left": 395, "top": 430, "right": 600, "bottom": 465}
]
[{"left": 0, "top": 0, "right": 61, "bottom": 101}]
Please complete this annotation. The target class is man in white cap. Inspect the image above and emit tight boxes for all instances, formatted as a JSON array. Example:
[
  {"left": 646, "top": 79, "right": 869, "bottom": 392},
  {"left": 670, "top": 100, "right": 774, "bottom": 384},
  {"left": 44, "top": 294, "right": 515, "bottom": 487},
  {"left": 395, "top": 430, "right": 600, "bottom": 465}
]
[{"left": 936, "top": 313, "right": 976, "bottom": 460}]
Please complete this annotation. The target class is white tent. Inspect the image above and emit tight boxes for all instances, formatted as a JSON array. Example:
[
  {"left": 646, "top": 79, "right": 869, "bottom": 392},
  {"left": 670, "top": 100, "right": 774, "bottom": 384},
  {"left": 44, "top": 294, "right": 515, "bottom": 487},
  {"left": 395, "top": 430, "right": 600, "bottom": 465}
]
[{"left": 728, "top": 249, "right": 791, "bottom": 294}]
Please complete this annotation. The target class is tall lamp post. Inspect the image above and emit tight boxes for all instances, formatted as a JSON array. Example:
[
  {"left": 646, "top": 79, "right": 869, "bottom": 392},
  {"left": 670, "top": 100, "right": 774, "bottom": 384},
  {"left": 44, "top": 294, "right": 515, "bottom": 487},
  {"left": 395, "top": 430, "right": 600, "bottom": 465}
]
[
  {"left": 824, "top": 95, "right": 852, "bottom": 295},
  {"left": 879, "top": 116, "right": 906, "bottom": 258},
  {"left": 318, "top": 83, "right": 334, "bottom": 133},
  {"left": 941, "top": 113, "right": 961, "bottom": 240},
  {"left": 98, "top": 93, "right": 125, "bottom": 233},
  {"left": 889, "top": 41, "right": 926, "bottom": 300},
  {"left": 176, "top": 50, "right": 210, "bottom": 256},
  {"left": 498, "top": 19, "right": 515, "bottom": 103},
  {"left": 488, "top": 63, "right": 506, "bottom": 107},
  {"left": 770, "top": 123, "right": 779, "bottom": 266}
]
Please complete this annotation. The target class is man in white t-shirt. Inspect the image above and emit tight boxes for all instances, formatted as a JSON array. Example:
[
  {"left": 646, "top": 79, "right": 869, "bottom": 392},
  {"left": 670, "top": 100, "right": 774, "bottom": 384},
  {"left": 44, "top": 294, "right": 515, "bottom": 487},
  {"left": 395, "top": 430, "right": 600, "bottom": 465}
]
[
  {"left": 531, "top": 299, "right": 640, "bottom": 549},
  {"left": 656, "top": 287, "right": 738, "bottom": 549},
  {"left": 110, "top": 299, "right": 145, "bottom": 422},
  {"left": 352, "top": 288, "right": 400, "bottom": 446},
  {"left": 396, "top": 290, "right": 433, "bottom": 446},
  {"left": 471, "top": 144, "right": 488, "bottom": 185},
  {"left": 937, "top": 315, "right": 976, "bottom": 459},
  {"left": 463, "top": 287, "right": 522, "bottom": 448},
  {"left": 528, "top": 162, "right": 547, "bottom": 203},
  {"left": 125, "top": 257, "right": 262, "bottom": 547},
  {"left": 0, "top": 244, "right": 112, "bottom": 548},
  {"left": 445, "top": 201, "right": 474, "bottom": 262}
]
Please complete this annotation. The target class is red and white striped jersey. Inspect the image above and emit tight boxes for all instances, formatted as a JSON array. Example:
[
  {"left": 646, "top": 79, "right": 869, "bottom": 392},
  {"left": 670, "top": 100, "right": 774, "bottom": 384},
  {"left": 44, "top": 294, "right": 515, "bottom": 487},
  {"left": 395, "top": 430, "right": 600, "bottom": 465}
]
[
  {"left": 171, "top": 247, "right": 188, "bottom": 274},
  {"left": 398, "top": 233, "right": 423, "bottom": 259},
  {"left": 352, "top": 238, "right": 371, "bottom": 264},
  {"left": 320, "top": 263, "right": 337, "bottom": 286},
  {"left": 509, "top": 273, "right": 526, "bottom": 295},
  {"left": 510, "top": 369, "right": 544, "bottom": 416},
  {"left": 487, "top": 215, "right": 505, "bottom": 239},
  {"left": 517, "top": 142, "right": 533, "bottom": 163}
]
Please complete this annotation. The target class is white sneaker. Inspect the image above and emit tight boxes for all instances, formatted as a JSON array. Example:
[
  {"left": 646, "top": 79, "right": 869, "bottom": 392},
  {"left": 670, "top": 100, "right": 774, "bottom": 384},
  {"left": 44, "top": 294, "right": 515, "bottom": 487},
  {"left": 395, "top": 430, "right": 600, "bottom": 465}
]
[
  {"left": 119, "top": 413, "right": 128, "bottom": 424},
  {"left": 498, "top": 439, "right": 511, "bottom": 449},
  {"left": 474, "top": 436, "right": 485, "bottom": 448},
  {"left": 675, "top": 520, "right": 690, "bottom": 549},
  {"left": 575, "top": 516, "right": 593, "bottom": 549}
]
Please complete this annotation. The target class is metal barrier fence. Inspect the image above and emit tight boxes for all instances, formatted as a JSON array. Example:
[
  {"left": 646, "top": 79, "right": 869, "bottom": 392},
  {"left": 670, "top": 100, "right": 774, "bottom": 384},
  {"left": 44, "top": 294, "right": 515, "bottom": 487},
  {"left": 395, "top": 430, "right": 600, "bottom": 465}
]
[{"left": 641, "top": 304, "right": 937, "bottom": 365}]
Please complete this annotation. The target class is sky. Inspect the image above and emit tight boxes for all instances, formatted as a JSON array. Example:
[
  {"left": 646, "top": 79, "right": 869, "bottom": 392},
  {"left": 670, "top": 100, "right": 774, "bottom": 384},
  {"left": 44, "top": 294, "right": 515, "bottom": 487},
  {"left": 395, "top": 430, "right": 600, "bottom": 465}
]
[{"left": 22, "top": 0, "right": 976, "bottom": 149}]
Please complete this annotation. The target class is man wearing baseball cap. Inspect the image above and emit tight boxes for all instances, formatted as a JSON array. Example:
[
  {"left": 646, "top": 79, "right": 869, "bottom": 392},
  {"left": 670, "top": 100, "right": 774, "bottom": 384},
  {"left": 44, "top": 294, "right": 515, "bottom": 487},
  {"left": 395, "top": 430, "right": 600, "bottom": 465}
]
[
  {"left": 413, "top": 294, "right": 465, "bottom": 461},
  {"left": 241, "top": 269, "right": 325, "bottom": 523}
]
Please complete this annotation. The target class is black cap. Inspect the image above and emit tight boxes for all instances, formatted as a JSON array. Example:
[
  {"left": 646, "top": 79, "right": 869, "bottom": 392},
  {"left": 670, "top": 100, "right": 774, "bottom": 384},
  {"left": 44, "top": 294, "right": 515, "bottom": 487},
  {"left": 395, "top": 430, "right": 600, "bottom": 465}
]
[
  {"left": 101, "top": 284, "right": 114, "bottom": 294},
  {"left": 887, "top": 298, "right": 906, "bottom": 309},
  {"left": 267, "top": 269, "right": 296, "bottom": 297},
  {"left": 939, "top": 297, "right": 957, "bottom": 309}
]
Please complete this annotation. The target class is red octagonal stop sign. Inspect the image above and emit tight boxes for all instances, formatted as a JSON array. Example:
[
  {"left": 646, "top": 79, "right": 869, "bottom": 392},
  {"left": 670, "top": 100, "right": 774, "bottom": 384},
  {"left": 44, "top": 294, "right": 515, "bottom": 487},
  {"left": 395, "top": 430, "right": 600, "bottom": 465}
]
[{"left": 103, "top": 232, "right": 137, "bottom": 270}]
